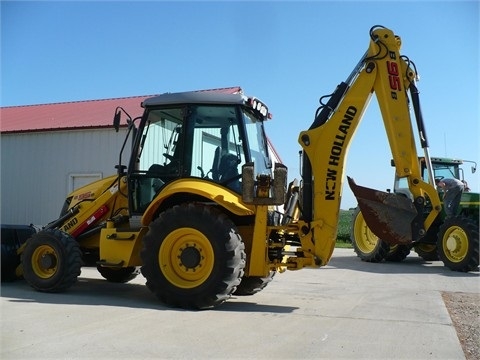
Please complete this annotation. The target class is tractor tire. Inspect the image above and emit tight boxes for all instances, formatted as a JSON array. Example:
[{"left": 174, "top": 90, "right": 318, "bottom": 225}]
[
  {"left": 437, "top": 216, "right": 479, "bottom": 272},
  {"left": 350, "top": 207, "right": 389, "bottom": 262},
  {"left": 21, "top": 229, "right": 82, "bottom": 292},
  {"left": 97, "top": 266, "right": 139, "bottom": 283},
  {"left": 385, "top": 244, "right": 411, "bottom": 262},
  {"left": 234, "top": 271, "right": 276, "bottom": 296},
  {"left": 141, "top": 203, "right": 246, "bottom": 309},
  {"left": 414, "top": 243, "right": 439, "bottom": 261}
]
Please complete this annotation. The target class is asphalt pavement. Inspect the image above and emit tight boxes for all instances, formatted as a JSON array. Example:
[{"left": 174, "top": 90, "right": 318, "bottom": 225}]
[{"left": 1, "top": 248, "right": 479, "bottom": 359}]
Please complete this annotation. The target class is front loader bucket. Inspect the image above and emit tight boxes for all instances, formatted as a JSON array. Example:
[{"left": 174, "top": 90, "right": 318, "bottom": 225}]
[{"left": 347, "top": 177, "right": 417, "bottom": 245}]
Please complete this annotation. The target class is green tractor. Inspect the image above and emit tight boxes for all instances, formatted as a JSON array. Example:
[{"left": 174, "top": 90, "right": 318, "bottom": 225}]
[{"left": 351, "top": 157, "right": 479, "bottom": 272}]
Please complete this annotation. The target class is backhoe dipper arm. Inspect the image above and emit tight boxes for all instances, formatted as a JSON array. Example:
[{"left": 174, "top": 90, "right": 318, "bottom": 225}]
[{"left": 297, "top": 26, "right": 441, "bottom": 267}]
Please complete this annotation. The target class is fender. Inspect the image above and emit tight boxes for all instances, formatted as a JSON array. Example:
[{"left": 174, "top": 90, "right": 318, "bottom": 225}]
[{"left": 141, "top": 179, "right": 255, "bottom": 225}]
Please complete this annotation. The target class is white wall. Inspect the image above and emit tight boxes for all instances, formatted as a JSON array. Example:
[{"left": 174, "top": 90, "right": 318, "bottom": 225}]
[{"left": 1, "top": 128, "right": 129, "bottom": 225}]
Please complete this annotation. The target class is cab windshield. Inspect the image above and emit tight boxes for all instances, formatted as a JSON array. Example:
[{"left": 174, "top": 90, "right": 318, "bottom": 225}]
[{"left": 242, "top": 108, "right": 271, "bottom": 176}]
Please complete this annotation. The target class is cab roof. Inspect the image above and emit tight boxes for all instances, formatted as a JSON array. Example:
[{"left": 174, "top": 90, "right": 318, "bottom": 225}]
[{"left": 142, "top": 91, "right": 248, "bottom": 108}]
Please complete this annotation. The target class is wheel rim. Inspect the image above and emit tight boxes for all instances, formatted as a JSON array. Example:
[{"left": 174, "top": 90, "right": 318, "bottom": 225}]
[
  {"left": 441, "top": 226, "right": 469, "bottom": 263},
  {"left": 31, "top": 244, "right": 58, "bottom": 279},
  {"left": 159, "top": 228, "right": 214, "bottom": 289},
  {"left": 354, "top": 212, "right": 379, "bottom": 253}
]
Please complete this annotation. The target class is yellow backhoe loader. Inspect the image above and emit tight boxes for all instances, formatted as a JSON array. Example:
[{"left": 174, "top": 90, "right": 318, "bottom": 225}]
[{"left": 14, "top": 25, "right": 478, "bottom": 309}]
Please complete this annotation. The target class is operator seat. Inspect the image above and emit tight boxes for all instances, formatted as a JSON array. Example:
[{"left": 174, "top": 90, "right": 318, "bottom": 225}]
[
  {"left": 211, "top": 147, "right": 221, "bottom": 181},
  {"left": 218, "top": 154, "right": 238, "bottom": 181},
  {"left": 218, "top": 153, "right": 241, "bottom": 193},
  {"left": 147, "top": 164, "right": 166, "bottom": 193}
]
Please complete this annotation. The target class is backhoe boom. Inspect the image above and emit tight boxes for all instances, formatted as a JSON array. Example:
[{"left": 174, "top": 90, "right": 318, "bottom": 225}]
[{"left": 297, "top": 26, "right": 442, "bottom": 266}]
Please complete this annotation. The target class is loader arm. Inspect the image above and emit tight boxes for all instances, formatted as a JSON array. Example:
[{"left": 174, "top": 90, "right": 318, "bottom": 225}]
[{"left": 297, "top": 26, "right": 441, "bottom": 266}]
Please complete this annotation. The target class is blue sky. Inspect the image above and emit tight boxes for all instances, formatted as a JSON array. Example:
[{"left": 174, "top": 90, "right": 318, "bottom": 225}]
[{"left": 2, "top": 1, "right": 479, "bottom": 209}]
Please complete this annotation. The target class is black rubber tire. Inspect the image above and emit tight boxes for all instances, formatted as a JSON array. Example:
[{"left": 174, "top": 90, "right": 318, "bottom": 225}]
[
  {"left": 97, "top": 266, "right": 139, "bottom": 283},
  {"left": 350, "top": 207, "right": 389, "bottom": 262},
  {"left": 234, "top": 271, "right": 276, "bottom": 296},
  {"left": 414, "top": 223, "right": 440, "bottom": 261},
  {"left": 385, "top": 245, "right": 411, "bottom": 262},
  {"left": 21, "top": 229, "right": 82, "bottom": 292},
  {"left": 437, "top": 216, "right": 479, "bottom": 272},
  {"left": 414, "top": 243, "right": 439, "bottom": 261},
  {"left": 141, "top": 203, "right": 246, "bottom": 309}
]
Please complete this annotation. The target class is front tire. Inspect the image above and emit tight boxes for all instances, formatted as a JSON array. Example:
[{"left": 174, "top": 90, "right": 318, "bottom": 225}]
[
  {"left": 141, "top": 203, "right": 246, "bottom": 309},
  {"left": 437, "top": 216, "right": 479, "bottom": 272},
  {"left": 414, "top": 243, "right": 439, "bottom": 261},
  {"left": 385, "top": 244, "right": 410, "bottom": 262},
  {"left": 350, "top": 207, "right": 389, "bottom": 262},
  {"left": 21, "top": 229, "right": 82, "bottom": 292}
]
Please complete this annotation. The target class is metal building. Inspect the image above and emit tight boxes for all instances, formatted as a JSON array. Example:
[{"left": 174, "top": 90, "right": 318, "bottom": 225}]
[
  {"left": 1, "top": 96, "right": 144, "bottom": 225},
  {"left": 1, "top": 87, "right": 282, "bottom": 226}
]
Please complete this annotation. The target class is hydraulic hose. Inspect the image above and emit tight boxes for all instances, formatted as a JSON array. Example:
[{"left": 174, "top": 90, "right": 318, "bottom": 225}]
[{"left": 44, "top": 206, "right": 80, "bottom": 230}]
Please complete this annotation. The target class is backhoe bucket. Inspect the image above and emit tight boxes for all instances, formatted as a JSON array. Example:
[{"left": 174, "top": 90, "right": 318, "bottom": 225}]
[{"left": 347, "top": 177, "right": 417, "bottom": 245}]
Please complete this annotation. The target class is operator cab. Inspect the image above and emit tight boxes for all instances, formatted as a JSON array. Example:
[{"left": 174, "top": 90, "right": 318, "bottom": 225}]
[
  {"left": 127, "top": 91, "right": 272, "bottom": 214},
  {"left": 392, "top": 157, "right": 471, "bottom": 200}
]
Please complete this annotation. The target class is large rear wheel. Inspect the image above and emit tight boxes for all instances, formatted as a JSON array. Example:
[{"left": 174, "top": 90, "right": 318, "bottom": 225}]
[
  {"left": 21, "top": 229, "right": 82, "bottom": 292},
  {"left": 350, "top": 207, "right": 389, "bottom": 262},
  {"left": 437, "top": 216, "right": 479, "bottom": 272},
  {"left": 141, "top": 203, "right": 246, "bottom": 309}
]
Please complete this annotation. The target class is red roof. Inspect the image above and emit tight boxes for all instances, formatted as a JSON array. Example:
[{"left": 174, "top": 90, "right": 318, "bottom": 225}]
[{"left": 0, "top": 87, "right": 242, "bottom": 133}]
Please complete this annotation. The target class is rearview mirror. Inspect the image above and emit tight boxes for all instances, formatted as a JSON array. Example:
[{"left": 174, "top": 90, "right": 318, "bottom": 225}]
[
  {"left": 113, "top": 109, "right": 121, "bottom": 132},
  {"left": 113, "top": 107, "right": 133, "bottom": 133},
  {"left": 463, "top": 160, "right": 477, "bottom": 174}
]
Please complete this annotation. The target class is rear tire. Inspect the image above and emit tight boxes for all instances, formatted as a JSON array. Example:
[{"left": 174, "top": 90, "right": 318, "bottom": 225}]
[
  {"left": 97, "top": 266, "right": 139, "bottom": 283},
  {"left": 350, "top": 207, "right": 389, "bottom": 262},
  {"left": 141, "top": 203, "right": 246, "bottom": 309},
  {"left": 437, "top": 216, "right": 479, "bottom": 272},
  {"left": 21, "top": 229, "right": 82, "bottom": 292}
]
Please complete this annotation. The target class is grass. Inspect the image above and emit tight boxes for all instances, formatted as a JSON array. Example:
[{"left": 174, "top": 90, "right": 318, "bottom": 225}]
[{"left": 336, "top": 209, "right": 354, "bottom": 248}]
